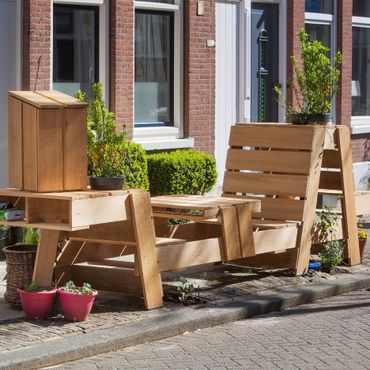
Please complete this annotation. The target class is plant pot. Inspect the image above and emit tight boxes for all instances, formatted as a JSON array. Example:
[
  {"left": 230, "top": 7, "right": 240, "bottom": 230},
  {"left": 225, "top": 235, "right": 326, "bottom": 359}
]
[
  {"left": 17, "top": 288, "right": 57, "bottom": 320},
  {"left": 89, "top": 176, "right": 125, "bottom": 190},
  {"left": 359, "top": 239, "right": 367, "bottom": 262},
  {"left": 58, "top": 288, "right": 98, "bottom": 321},
  {"left": 290, "top": 113, "right": 330, "bottom": 125},
  {"left": 2, "top": 244, "right": 38, "bottom": 305}
]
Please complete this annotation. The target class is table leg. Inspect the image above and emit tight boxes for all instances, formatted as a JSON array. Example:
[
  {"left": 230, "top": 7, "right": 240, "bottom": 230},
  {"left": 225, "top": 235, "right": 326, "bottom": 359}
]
[{"left": 32, "top": 229, "right": 60, "bottom": 287}]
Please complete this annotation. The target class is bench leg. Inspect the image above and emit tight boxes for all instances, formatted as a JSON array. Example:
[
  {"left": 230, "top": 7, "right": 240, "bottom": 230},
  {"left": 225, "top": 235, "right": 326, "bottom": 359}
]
[
  {"left": 33, "top": 229, "right": 60, "bottom": 287},
  {"left": 130, "top": 190, "right": 163, "bottom": 309}
]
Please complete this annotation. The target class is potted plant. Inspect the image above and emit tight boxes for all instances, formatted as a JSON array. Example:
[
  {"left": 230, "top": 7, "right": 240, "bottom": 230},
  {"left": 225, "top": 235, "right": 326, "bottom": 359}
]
[
  {"left": 3, "top": 227, "right": 39, "bottom": 305},
  {"left": 58, "top": 280, "right": 98, "bottom": 321},
  {"left": 75, "top": 83, "right": 127, "bottom": 190},
  {"left": 274, "top": 28, "right": 342, "bottom": 125},
  {"left": 17, "top": 281, "right": 57, "bottom": 320}
]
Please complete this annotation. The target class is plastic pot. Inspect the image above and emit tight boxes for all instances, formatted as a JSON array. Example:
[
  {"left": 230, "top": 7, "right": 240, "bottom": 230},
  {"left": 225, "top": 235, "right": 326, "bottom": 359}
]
[
  {"left": 89, "top": 176, "right": 125, "bottom": 190},
  {"left": 359, "top": 239, "right": 367, "bottom": 262},
  {"left": 17, "top": 288, "right": 57, "bottom": 320},
  {"left": 58, "top": 288, "right": 98, "bottom": 321}
]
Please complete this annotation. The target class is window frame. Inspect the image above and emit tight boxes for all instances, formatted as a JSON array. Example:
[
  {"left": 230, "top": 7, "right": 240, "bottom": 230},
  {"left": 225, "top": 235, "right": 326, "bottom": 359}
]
[{"left": 133, "top": 0, "right": 186, "bottom": 148}]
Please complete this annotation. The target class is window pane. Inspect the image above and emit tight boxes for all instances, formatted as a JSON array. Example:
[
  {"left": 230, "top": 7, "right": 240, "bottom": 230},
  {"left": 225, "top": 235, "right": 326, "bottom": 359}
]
[
  {"left": 352, "top": 27, "right": 370, "bottom": 116},
  {"left": 305, "top": 23, "right": 331, "bottom": 49},
  {"left": 53, "top": 5, "right": 99, "bottom": 97},
  {"left": 353, "top": 0, "right": 370, "bottom": 17},
  {"left": 135, "top": 11, "right": 173, "bottom": 126},
  {"left": 305, "top": 0, "right": 334, "bottom": 14}
]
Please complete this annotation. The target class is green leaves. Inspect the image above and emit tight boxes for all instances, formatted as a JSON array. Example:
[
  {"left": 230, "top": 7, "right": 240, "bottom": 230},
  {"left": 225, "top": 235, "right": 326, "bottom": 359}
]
[
  {"left": 24, "top": 281, "right": 46, "bottom": 292},
  {"left": 63, "top": 281, "right": 94, "bottom": 295}
]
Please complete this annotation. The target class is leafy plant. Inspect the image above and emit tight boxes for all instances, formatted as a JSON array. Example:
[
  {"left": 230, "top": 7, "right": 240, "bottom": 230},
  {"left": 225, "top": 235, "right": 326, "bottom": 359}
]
[
  {"left": 274, "top": 28, "right": 342, "bottom": 121},
  {"left": 24, "top": 281, "right": 46, "bottom": 293},
  {"left": 318, "top": 206, "right": 343, "bottom": 272},
  {"left": 147, "top": 150, "right": 217, "bottom": 196},
  {"left": 176, "top": 277, "right": 204, "bottom": 305},
  {"left": 23, "top": 228, "right": 39, "bottom": 245},
  {"left": 63, "top": 281, "right": 94, "bottom": 295},
  {"left": 75, "top": 83, "right": 127, "bottom": 177}
]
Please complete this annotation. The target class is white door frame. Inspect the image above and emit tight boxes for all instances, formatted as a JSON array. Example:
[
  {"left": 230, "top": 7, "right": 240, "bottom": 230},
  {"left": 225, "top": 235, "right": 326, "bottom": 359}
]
[{"left": 239, "top": 0, "right": 287, "bottom": 123}]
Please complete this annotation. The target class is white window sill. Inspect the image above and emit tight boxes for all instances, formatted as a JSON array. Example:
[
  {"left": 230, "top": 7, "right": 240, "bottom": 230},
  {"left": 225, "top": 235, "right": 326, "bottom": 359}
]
[
  {"left": 133, "top": 137, "right": 194, "bottom": 151},
  {"left": 351, "top": 117, "right": 370, "bottom": 134}
]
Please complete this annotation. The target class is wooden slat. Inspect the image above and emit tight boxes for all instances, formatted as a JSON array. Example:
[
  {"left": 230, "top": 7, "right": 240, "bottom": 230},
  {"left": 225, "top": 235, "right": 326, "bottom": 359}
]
[
  {"left": 37, "top": 108, "right": 64, "bottom": 192},
  {"left": 63, "top": 108, "right": 88, "bottom": 190},
  {"left": 226, "top": 149, "right": 312, "bottom": 174},
  {"left": 26, "top": 197, "right": 70, "bottom": 224},
  {"left": 70, "top": 264, "right": 142, "bottom": 295},
  {"left": 130, "top": 191, "right": 163, "bottom": 309},
  {"left": 229, "top": 124, "right": 319, "bottom": 150},
  {"left": 319, "top": 170, "right": 342, "bottom": 191},
  {"left": 8, "top": 96, "right": 23, "bottom": 189},
  {"left": 252, "top": 220, "right": 298, "bottom": 229},
  {"left": 33, "top": 229, "right": 60, "bottom": 287},
  {"left": 37, "top": 91, "right": 88, "bottom": 108},
  {"left": 0, "top": 220, "right": 87, "bottom": 232},
  {"left": 236, "top": 205, "right": 255, "bottom": 258},
  {"left": 223, "top": 172, "right": 308, "bottom": 197},
  {"left": 220, "top": 206, "right": 242, "bottom": 260},
  {"left": 156, "top": 238, "right": 222, "bottom": 272},
  {"left": 22, "top": 103, "right": 38, "bottom": 191},
  {"left": 253, "top": 227, "right": 298, "bottom": 255},
  {"left": 9, "top": 91, "right": 63, "bottom": 108},
  {"left": 322, "top": 149, "right": 341, "bottom": 169},
  {"left": 87, "top": 255, "right": 135, "bottom": 269}
]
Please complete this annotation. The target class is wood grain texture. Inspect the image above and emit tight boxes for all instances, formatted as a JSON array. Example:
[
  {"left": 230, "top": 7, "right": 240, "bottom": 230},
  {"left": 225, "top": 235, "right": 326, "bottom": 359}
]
[{"left": 220, "top": 206, "right": 242, "bottom": 261}]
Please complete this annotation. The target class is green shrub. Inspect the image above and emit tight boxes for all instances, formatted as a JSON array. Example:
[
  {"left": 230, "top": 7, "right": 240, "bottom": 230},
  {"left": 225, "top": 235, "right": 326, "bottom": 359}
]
[{"left": 147, "top": 150, "right": 217, "bottom": 196}]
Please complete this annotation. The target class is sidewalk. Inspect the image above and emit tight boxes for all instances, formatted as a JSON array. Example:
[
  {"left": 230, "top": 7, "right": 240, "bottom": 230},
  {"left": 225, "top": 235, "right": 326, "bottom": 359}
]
[{"left": 1, "top": 242, "right": 370, "bottom": 369}]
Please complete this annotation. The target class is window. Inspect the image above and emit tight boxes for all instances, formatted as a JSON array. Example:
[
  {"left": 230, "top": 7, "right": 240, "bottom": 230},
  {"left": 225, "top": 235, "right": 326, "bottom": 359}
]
[
  {"left": 135, "top": 10, "right": 174, "bottom": 126},
  {"left": 305, "top": 0, "right": 336, "bottom": 120},
  {"left": 53, "top": 4, "right": 99, "bottom": 98},
  {"left": 352, "top": 1, "right": 370, "bottom": 130}
]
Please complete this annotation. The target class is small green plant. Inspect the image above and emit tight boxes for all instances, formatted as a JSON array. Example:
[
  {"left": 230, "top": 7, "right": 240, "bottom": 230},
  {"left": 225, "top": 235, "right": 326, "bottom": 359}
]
[
  {"left": 318, "top": 206, "right": 343, "bottom": 272},
  {"left": 63, "top": 281, "right": 94, "bottom": 295},
  {"left": 176, "top": 277, "right": 204, "bottom": 305},
  {"left": 274, "top": 28, "right": 342, "bottom": 122},
  {"left": 23, "top": 228, "right": 39, "bottom": 245},
  {"left": 24, "top": 281, "right": 46, "bottom": 293}
]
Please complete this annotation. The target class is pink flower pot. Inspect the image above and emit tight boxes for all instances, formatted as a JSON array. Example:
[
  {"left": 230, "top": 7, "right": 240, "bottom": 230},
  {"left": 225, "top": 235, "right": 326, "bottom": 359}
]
[
  {"left": 17, "top": 288, "right": 57, "bottom": 320},
  {"left": 58, "top": 288, "right": 98, "bottom": 321}
]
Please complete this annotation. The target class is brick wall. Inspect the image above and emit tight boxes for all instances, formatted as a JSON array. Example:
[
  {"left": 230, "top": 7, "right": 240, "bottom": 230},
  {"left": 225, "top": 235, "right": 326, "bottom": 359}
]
[
  {"left": 23, "top": 0, "right": 51, "bottom": 90},
  {"left": 109, "top": 0, "right": 134, "bottom": 136},
  {"left": 184, "top": 0, "right": 215, "bottom": 155}
]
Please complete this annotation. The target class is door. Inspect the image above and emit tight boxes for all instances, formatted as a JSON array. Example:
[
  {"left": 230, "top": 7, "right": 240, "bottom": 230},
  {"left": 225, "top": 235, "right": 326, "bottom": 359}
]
[
  {"left": 251, "top": 3, "right": 279, "bottom": 122},
  {"left": 215, "top": 0, "right": 240, "bottom": 189},
  {"left": 0, "top": 1, "right": 18, "bottom": 187}
]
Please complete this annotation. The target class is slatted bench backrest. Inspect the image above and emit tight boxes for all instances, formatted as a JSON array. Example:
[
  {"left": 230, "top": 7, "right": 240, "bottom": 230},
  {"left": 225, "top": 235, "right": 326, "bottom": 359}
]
[{"left": 222, "top": 124, "right": 327, "bottom": 223}]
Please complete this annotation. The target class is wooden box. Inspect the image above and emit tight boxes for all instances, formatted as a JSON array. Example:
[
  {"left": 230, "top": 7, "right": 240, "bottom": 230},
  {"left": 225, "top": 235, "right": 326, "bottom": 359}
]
[{"left": 8, "top": 91, "right": 88, "bottom": 192}]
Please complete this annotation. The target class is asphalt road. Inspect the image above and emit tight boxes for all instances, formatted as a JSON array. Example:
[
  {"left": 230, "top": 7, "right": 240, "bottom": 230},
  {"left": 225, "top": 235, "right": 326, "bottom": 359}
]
[{"left": 48, "top": 289, "right": 370, "bottom": 370}]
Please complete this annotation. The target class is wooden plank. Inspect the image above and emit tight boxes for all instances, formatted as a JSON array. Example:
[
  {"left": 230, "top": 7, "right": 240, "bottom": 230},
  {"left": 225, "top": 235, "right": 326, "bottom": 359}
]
[
  {"left": 8, "top": 96, "right": 23, "bottom": 189},
  {"left": 37, "top": 108, "right": 64, "bottom": 192},
  {"left": 33, "top": 229, "right": 60, "bottom": 287},
  {"left": 22, "top": 103, "right": 38, "bottom": 191},
  {"left": 294, "top": 126, "right": 326, "bottom": 275},
  {"left": 36, "top": 91, "right": 88, "bottom": 108},
  {"left": 237, "top": 205, "right": 255, "bottom": 258},
  {"left": 319, "top": 170, "right": 342, "bottom": 191},
  {"left": 63, "top": 108, "right": 88, "bottom": 190},
  {"left": 228, "top": 124, "right": 320, "bottom": 150},
  {"left": 0, "top": 220, "right": 87, "bottom": 232},
  {"left": 220, "top": 206, "right": 242, "bottom": 261},
  {"left": 93, "top": 255, "right": 135, "bottom": 269},
  {"left": 152, "top": 211, "right": 216, "bottom": 222},
  {"left": 130, "top": 191, "right": 163, "bottom": 309},
  {"left": 223, "top": 172, "right": 308, "bottom": 197},
  {"left": 26, "top": 197, "right": 70, "bottom": 224},
  {"left": 70, "top": 264, "right": 142, "bottom": 295},
  {"left": 156, "top": 238, "right": 222, "bottom": 272},
  {"left": 71, "top": 194, "right": 130, "bottom": 228},
  {"left": 252, "top": 220, "right": 298, "bottom": 229},
  {"left": 322, "top": 149, "right": 341, "bottom": 169},
  {"left": 336, "top": 128, "right": 361, "bottom": 265},
  {"left": 253, "top": 227, "right": 298, "bottom": 255},
  {"left": 9, "top": 91, "right": 63, "bottom": 108},
  {"left": 226, "top": 149, "right": 312, "bottom": 175}
]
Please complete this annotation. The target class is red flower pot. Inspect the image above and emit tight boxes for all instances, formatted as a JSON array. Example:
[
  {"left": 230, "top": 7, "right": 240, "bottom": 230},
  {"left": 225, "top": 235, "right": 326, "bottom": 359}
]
[
  {"left": 359, "top": 239, "right": 367, "bottom": 263},
  {"left": 58, "top": 288, "right": 98, "bottom": 321},
  {"left": 17, "top": 288, "right": 57, "bottom": 320}
]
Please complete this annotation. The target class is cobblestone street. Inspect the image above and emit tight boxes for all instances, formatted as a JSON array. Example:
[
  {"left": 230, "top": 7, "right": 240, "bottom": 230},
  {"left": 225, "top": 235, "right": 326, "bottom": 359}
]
[{"left": 50, "top": 289, "right": 370, "bottom": 370}]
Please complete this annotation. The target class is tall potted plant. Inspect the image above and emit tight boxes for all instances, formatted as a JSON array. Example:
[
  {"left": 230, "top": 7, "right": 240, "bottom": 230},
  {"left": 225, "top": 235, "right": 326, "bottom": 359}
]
[
  {"left": 75, "top": 83, "right": 127, "bottom": 190},
  {"left": 275, "top": 28, "right": 342, "bottom": 124}
]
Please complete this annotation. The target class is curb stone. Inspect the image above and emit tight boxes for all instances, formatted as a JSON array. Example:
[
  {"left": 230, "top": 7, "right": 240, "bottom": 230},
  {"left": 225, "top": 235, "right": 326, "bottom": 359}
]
[{"left": 2, "top": 271, "right": 370, "bottom": 370}]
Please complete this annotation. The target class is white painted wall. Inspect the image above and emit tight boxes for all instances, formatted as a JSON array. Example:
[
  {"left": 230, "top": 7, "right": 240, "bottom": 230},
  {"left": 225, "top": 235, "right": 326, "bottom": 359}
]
[
  {"left": 0, "top": 1, "right": 18, "bottom": 188},
  {"left": 215, "top": 0, "right": 240, "bottom": 187}
]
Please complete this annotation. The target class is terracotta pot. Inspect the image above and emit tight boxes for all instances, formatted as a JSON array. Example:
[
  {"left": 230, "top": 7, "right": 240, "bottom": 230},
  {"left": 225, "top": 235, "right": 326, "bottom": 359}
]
[
  {"left": 17, "top": 288, "right": 57, "bottom": 320},
  {"left": 359, "top": 238, "right": 367, "bottom": 262},
  {"left": 58, "top": 288, "right": 98, "bottom": 321}
]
